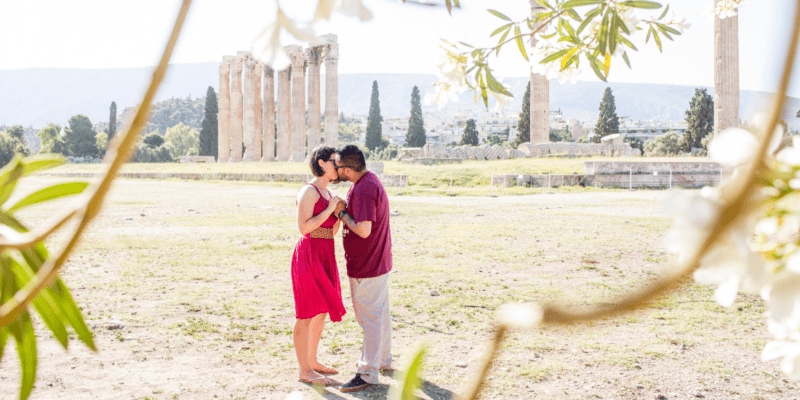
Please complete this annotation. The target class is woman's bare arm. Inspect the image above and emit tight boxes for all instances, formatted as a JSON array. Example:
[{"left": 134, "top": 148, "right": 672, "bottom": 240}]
[{"left": 296, "top": 186, "right": 339, "bottom": 235}]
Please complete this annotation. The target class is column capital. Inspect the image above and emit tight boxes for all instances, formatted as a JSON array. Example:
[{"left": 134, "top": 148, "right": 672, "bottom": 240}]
[
  {"left": 219, "top": 59, "right": 230, "bottom": 75},
  {"left": 306, "top": 46, "right": 324, "bottom": 65},
  {"left": 529, "top": 0, "right": 545, "bottom": 10},
  {"left": 290, "top": 48, "right": 307, "bottom": 69},
  {"left": 323, "top": 43, "right": 339, "bottom": 63},
  {"left": 232, "top": 57, "right": 244, "bottom": 70}
]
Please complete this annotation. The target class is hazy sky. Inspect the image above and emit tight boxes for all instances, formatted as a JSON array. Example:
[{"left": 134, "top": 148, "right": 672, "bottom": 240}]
[{"left": 1, "top": 0, "right": 799, "bottom": 96}]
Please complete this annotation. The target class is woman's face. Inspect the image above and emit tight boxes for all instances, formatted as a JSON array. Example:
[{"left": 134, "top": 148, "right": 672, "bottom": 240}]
[{"left": 318, "top": 155, "right": 339, "bottom": 180}]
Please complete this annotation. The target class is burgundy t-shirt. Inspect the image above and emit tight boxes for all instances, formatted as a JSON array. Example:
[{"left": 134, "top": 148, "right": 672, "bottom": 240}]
[{"left": 343, "top": 171, "right": 392, "bottom": 278}]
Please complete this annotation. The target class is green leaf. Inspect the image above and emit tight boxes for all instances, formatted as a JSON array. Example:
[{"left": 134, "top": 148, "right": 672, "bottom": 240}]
[
  {"left": 576, "top": 8, "right": 601, "bottom": 35},
  {"left": 645, "top": 26, "right": 652, "bottom": 43},
  {"left": 608, "top": 13, "right": 618, "bottom": 55},
  {"left": 618, "top": 1, "right": 662, "bottom": 9},
  {"left": 615, "top": 14, "right": 630, "bottom": 35},
  {"left": 538, "top": 47, "right": 572, "bottom": 64},
  {"left": 564, "top": 19, "right": 576, "bottom": 38},
  {"left": 623, "top": 51, "right": 632, "bottom": 69},
  {"left": 562, "top": 0, "right": 603, "bottom": 8},
  {"left": 561, "top": 47, "right": 579, "bottom": 71},
  {"left": 491, "top": 23, "right": 512, "bottom": 37},
  {"left": 446, "top": 0, "right": 452, "bottom": 14},
  {"left": 540, "top": 32, "right": 557, "bottom": 39},
  {"left": 9, "top": 311, "right": 37, "bottom": 400},
  {"left": 485, "top": 71, "right": 512, "bottom": 97},
  {"left": 618, "top": 34, "right": 638, "bottom": 51},
  {"left": 458, "top": 41, "right": 475, "bottom": 48},
  {"left": 499, "top": 28, "right": 511, "bottom": 44},
  {"left": 659, "top": 4, "right": 670, "bottom": 20},
  {"left": 9, "top": 257, "right": 69, "bottom": 349},
  {"left": 487, "top": 9, "right": 511, "bottom": 21},
  {"left": 589, "top": 54, "right": 608, "bottom": 81},
  {"left": 657, "top": 23, "right": 681, "bottom": 36},
  {"left": 0, "top": 327, "right": 6, "bottom": 363},
  {"left": 479, "top": 74, "right": 488, "bottom": 108},
  {"left": 653, "top": 29, "right": 662, "bottom": 52},
  {"left": 514, "top": 25, "right": 529, "bottom": 62},
  {"left": 20, "top": 155, "right": 66, "bottom": 177},
  {"left": 0, "top": 159, "right": 25, "bottom": 207},
  {"left": 5, "top": 181, "right": 89, "bottom": 213},
  {"left": 557, "top": 35, "right": 580, "bottom": 44},
  {"left": 566, "top": 8, "right": 582, "bottom": 22},
  {"left": 388, "top": 344, "right": 426, "bottom": 400}
]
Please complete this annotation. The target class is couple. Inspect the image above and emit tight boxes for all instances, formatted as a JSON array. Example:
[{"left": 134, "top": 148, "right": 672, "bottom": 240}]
[{"left": 291, "top": 144, "right": 393, "bottom": 393}]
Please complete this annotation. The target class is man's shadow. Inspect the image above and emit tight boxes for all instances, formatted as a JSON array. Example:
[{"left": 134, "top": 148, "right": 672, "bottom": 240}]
[{"left": 309, "top": 371, "right": 457, "bottom": 400}]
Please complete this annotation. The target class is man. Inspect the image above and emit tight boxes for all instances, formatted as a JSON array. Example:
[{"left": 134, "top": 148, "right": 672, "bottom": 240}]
[{"left": 334, "top": 145, "right": 393, "bottom": 393}]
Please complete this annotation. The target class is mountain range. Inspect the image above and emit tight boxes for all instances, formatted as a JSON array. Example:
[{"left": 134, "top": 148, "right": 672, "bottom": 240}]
[{"left": 1, "top": 63, "right": 798, "bottom": 130}]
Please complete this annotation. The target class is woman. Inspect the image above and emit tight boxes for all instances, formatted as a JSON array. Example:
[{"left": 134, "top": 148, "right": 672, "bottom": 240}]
[{"left": 291, "top": 145, "right": 347, "bottom": 386}]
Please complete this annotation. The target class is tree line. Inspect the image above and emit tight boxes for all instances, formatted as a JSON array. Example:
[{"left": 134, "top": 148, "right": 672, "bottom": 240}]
[{"left": 0, "top": 87, "right": 220, "bottom": 167}]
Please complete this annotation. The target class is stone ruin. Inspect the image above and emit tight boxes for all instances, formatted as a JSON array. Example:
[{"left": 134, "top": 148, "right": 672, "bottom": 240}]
[
  {"left": 217, "top": 35, "right": 339, "bottom": 162},
  {"left": 397, "top": 133, "right": 639, "bottom": 162}
]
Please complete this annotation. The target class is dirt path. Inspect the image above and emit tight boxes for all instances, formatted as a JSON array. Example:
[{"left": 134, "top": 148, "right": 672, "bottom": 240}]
[{"left": 0, "top": 178, "right": 796, "bottom": 400}]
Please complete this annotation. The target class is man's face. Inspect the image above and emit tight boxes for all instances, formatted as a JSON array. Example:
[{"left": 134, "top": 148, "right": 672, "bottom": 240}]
[{"left": 334, "top": 153, "right": 348, "bottom": 182}]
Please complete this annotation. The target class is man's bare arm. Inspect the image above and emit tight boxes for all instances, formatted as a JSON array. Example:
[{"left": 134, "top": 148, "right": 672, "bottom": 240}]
[{"left": 339, "top": 210, "right": 372, "bottom": 238}]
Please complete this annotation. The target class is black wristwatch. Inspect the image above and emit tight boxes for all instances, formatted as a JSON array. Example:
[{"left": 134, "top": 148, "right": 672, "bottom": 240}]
[{"left": 338, "top": 210, "right": 349, "bottom": 220}]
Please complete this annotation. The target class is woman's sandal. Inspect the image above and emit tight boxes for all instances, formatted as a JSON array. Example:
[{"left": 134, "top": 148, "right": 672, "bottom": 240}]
[
  {"left": 313, "top": 366, "right": 338, "bottom": 375},
  {"left": 299, "top": 376, "right": 334, "bottom": 386}
]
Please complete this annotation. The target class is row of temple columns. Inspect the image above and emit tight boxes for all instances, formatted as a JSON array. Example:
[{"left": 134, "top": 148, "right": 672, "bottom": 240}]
[
  {"left": 526, "top": 0, "right": 739, "bottom": 143},
  {"left": 217, "top": 34, "right": 339, "bottom": 162}
]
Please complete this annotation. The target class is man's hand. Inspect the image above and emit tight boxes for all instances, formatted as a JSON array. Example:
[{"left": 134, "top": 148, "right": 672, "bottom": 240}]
[{"left": 333, "top": 199, "right": 347, "bottom": 217}]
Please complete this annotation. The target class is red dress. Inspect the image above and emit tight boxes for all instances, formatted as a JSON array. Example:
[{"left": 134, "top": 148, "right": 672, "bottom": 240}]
[{"left": 291, "top": 184, "right": 346, "bottom": 321}]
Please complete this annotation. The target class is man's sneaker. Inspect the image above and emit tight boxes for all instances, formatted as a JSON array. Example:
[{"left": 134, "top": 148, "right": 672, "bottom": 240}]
[{"left": 340, "top": 373, "right": 372, "bottom": 393}]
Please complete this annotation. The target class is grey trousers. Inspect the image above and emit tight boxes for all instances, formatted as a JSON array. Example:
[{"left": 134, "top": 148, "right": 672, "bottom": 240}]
[{"left": 349, "top": 272, "right": 392, "bottom": 384}]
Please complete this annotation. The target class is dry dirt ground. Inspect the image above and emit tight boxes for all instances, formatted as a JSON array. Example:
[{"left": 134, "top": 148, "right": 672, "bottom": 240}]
[{"left": 0, "top": 177, "right": 798, "bottom": 400}]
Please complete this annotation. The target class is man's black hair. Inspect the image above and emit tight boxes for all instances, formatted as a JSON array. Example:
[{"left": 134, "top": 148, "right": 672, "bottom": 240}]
[{"left": 337, "top": 144, "right": 366, "bottom": 172}]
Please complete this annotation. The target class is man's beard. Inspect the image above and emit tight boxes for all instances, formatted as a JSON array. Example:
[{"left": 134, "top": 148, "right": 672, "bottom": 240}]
[{"left": 332, "top": 175, "right": 346, "bottom": 184}]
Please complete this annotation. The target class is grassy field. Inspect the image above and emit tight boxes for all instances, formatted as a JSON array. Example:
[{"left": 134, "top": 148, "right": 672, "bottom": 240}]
[
  {"left": 0, "top": 176, "right": 791, "bottom": 400},
  {"left": 49, "top": 157, "right": 707, "bottom": 196}
]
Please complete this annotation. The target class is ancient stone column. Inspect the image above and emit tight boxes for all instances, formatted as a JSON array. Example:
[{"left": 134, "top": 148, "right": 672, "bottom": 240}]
[
  {"left": 714, "top": 9, "right": 739, "bottom": 137},
  {"left": 229, "top": 55, "right": 244, "bottom": 162},
  {"left": 529, "top": 1, "right": 550, "bottom": 144},
  {"left": 217, "top": 57, "right": 231, "bottom": 163},
  {"left": 242, "top": 54, "right": 257, "bottom": 161},
  {"left": 323, "top": 34, "right": 339, "bottom": 148},
  {"left": 290, "top": 47, "right": 307, "bottom": 162},
  {"left": 254, "top": 62, "right": 262, "bottom": 161},
  {"left": 262, "top": 66, "right": 275, "bottom": 161},
  {"left": 276, "top": 53, "right": 292, "bottom": 161},
  {"left": 306, "top": 47, "right": 323, "bottom": 157}
]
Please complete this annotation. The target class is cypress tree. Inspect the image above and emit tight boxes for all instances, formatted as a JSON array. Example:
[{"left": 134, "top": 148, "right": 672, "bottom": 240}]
[
  {"left": 199, "top": 86, "right": 218, "bottom": 157},
  {"left": 461, "top": 119, "right": 479, "bottom": 146},
  {"left": 108, "top": 101, "right": 117, "bottom": 140},
  {"left": 683, "top": 88, "right": 714, "bottom": 151},
  {"left": 406, "top": 86, "right": 426, "bottom": 147},
  {"left": 365, "top": 81, "right": 384, "bottom": 151},
  {"left": 64, "top": 115, "right": 99, "bottom": 156},
  {"left": 514, "top": 82, "right": 531, "bottom": 147},
  {"left": 594, "top": 87, "right": 619, "bottom": 143}
]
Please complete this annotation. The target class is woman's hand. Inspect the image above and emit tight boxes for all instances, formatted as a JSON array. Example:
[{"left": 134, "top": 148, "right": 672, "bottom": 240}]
[
  {"left": 333, "top": 199, "right": 347, "bottom": 217},
  {"left": 326, "top": 196, "right": 343, "bottom": 213}
]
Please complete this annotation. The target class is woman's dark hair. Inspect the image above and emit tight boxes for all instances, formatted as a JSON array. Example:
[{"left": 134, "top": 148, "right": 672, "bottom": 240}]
[
  {"left": 337, "top": 144, "right": 366, "bottom": 172},
  {"left": 309, "top": 145, "right": 337, "bottom": 177}
]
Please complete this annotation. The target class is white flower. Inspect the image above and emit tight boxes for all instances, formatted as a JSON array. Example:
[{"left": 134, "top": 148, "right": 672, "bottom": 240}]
[
  {"left": 425, "top": 83, "right": 460, "bottom": 110},
  {"left": 492, "top": 91, "right": 512, "bottom": 112},
  {"left": 497, "top": 303, "right": 543, "bottom": 329},
  {"left": 714, "top": 0, "right": 745, "bottom": 19},
  {"left": 762, "top": 340, "right": 800, "bottom": 380},
  {"left": 252, "top": 8, "right": 320, "bottom": 70},
  {"left": 314, "top": 0, "right": 372, "bottom": 21},
  {"left": 619, "top": 8, "right": 640, "bottom": 32},
  {"left": 708, "top": 128, "right": 760, "bottom": 167},
  {"left": 666, "top": 11, "right": 691, "bottom": 33}
]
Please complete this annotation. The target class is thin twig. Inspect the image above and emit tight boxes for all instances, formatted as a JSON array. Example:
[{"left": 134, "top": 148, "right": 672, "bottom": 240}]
[
  {"left": 462, "top": 326, "right": 506, "bottom": 400},
  {"left": 0, "top": 208, "right": 78, "bottom": 250},
  {"left": 0, "top": 0, "right": 194, "bottom": 329}
]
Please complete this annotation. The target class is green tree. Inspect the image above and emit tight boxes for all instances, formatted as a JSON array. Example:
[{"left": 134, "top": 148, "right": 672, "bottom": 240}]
[
  {"left": 0, "top": 133, "right": 20, "bottom": 167},
  {"left": 461, "top": 119, "right": 479, "bottom": 146},
  {"left": 38, "top": 124, "right": 65, "bottom": 155},
  {"left": 365, "top": 80, "right": 384, "bottom": 151},
  {"left": 549, "top": 128, "right": 570, "bottom": 142},
  {"left": 487, "top": 132, "right": 503, "bottom": 146},
  {"left": 199, "top": 87, "right": 218, "bottom": 158},
  {"left": 643, "top": 132, "right": 682, "bottom": 156},
  {"left": 108, "top": 101, "right": 117, "bottom": 140},
  {"left": 64, "top": 115, "right": 98, "bottom": 157},
  {"left": 514, "top": 82, "right": 531, "bottom": 148},
  {"left": 406, "top": 86, "right": 427, "bottom": 147},
  {"left": 683, "top": 88, "right": 714, "bottom": 152},
  {"left": 594, "top": 87, "right": 619, "bottom": 143},
  {"left": 7, "top": 125, "right": 25, "bottom": 141},
  {"left": 95, "top": 131, "right": 108, "bottom": 156},
  {"left": 143, "top": 132, "right": 165, "bottom": 148},
  {"left": 164, "top": 123, "right": 199, "bottom": 159}
]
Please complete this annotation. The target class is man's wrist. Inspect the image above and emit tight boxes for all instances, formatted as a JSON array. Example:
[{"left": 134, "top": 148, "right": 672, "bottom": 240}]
[{"left": 338, "top": 210, "right": 350, "bottom": 220}]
